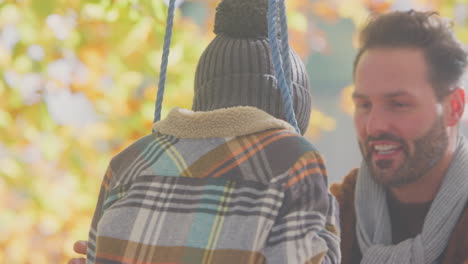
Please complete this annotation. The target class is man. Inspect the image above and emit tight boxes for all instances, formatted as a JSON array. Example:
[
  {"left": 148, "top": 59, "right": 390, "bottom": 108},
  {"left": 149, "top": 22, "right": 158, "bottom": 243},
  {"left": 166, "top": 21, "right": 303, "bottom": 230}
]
[
  {"left": 331, "top": 10, "right": 468, "bottom": 264},
  {"left": 68, "top": 0, "right": 340, "bottom": 263}
]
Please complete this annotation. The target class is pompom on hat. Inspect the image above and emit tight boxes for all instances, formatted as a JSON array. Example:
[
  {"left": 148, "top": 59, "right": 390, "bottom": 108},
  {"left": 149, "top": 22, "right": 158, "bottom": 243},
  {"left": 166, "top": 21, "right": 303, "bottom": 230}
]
[{"left": 192, "top": 0, "right": 312, "bottom": 134}]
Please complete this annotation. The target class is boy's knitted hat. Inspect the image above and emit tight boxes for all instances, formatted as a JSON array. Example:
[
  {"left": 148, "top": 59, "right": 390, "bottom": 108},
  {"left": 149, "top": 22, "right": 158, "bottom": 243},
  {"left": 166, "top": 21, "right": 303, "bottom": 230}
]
[{"left": 192, "top": 0, "right": 312, "bottom": 134}]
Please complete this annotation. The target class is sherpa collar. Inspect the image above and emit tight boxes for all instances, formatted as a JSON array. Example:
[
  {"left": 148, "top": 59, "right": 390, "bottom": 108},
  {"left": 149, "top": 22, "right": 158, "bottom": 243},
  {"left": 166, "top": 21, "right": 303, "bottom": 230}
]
[{"left": 152, "top": 106, "right": 297, "bottom": 138}]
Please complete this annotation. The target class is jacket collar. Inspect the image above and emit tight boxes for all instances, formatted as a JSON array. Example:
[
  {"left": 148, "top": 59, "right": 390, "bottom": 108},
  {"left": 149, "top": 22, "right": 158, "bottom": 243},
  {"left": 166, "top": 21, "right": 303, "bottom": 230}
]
[{"left": 153, "top": 106, "right": 296, "bottom": 138}]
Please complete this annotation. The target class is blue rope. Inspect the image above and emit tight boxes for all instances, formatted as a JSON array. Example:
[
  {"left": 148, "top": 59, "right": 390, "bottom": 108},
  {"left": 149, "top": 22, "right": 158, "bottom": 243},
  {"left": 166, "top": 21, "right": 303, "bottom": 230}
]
[
  {"left": 153, "top": 0, "right": 176, "bottom": 125},
  {"left": 278, "top": 0, "right": 292, "bottom": 92},
  {"left": 268, "top": 0, "right": 300, "bottom": 133}
]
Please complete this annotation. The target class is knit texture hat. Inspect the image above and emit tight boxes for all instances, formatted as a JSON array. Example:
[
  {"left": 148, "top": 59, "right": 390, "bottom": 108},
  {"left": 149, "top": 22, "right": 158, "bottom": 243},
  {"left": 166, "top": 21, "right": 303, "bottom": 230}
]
[{"left": 192, "top": 0, "right": 312, "bottom": 134}]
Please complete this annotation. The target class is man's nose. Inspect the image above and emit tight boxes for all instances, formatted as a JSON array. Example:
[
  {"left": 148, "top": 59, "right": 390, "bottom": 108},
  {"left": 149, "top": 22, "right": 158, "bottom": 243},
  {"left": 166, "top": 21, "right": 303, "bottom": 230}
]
[{"left": 366, "top": 108, "right": 391, "bottom": 136}]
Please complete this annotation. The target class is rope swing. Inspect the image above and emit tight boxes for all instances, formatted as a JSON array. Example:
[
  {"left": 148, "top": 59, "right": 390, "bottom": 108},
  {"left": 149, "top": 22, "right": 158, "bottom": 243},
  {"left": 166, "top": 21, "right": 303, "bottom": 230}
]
[
  {"left": 153, "top": 0, "right": 176, "bottom": 124},
  {"left": 268, "top": 0, "right": 299, "bottom": 133},
  {"left": 153, "top": 0, "right": 300, "bottom": 133}
]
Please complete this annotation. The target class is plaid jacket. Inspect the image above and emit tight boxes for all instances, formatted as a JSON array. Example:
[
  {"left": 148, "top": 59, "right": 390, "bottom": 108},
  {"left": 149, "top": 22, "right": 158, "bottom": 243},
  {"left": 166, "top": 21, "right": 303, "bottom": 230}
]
[{"left": 87, "top": 107, "right": 340, "bottom": 264}]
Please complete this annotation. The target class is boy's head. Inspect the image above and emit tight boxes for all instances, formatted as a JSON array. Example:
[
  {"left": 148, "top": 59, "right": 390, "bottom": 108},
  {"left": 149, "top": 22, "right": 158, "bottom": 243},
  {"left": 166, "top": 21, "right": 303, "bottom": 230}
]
[{"left": 192, "top": 0, "right": 312, "bottom": 134}]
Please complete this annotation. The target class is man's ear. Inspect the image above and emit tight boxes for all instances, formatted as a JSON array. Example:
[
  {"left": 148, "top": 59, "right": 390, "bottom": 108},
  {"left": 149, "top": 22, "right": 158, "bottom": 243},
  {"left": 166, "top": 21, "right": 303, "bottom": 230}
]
[{"left": 444, "top": 88, "right": 465, "bottom": 127}]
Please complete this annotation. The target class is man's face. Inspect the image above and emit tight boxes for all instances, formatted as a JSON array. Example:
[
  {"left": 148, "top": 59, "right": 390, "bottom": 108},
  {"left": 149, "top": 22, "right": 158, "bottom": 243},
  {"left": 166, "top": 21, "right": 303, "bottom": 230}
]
[{"left": 353, "top": 48, "right": 449, "bottom": 187}]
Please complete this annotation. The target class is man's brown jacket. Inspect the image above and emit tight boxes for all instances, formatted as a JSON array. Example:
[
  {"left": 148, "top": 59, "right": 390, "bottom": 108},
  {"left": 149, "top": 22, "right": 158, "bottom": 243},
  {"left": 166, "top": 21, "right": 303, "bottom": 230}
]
[{"left": 331, "top": 169, "right": 468, "bottom": 264}]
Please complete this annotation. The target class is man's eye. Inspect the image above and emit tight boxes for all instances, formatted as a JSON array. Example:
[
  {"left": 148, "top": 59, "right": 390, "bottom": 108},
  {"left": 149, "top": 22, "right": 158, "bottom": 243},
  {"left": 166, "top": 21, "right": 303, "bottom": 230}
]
[
  {"left": 355, "top": 102, "right": 371, "bottom": 110},
  {"left": 392, "top": 102, "right": 409, "bottom": 108}
]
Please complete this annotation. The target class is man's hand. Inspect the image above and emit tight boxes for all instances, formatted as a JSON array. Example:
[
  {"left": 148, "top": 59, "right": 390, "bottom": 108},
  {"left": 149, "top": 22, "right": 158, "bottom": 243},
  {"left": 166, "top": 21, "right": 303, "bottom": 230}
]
[{"left": 67, "top": 240, "right": 87, "bottom": 264}]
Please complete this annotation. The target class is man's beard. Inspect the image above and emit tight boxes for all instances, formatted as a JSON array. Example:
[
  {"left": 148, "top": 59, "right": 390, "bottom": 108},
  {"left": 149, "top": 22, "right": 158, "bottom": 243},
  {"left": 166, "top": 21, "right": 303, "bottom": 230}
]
[{"left": 359, "top": 117, "right": 448, "bottom": 187}]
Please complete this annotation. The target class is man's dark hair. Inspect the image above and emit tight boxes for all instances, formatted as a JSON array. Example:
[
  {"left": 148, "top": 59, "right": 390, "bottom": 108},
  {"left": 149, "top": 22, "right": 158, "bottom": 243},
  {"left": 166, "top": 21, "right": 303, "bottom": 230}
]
[{"left": 353, "top": 10, "right": 467, "bottom": 100}]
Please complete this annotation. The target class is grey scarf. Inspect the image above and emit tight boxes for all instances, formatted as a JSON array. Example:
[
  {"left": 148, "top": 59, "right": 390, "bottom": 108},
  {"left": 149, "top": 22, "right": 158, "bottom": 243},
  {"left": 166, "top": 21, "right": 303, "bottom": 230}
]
[{"left": 355, "top": 136, "right": 468, "bottom": 264}]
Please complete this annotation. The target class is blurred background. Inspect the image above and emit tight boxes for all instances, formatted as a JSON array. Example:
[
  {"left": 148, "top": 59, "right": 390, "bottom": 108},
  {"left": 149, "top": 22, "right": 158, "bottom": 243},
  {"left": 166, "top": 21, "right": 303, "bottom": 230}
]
[{"left": 0, "top": 0, "right": 467, "bottom": 263}]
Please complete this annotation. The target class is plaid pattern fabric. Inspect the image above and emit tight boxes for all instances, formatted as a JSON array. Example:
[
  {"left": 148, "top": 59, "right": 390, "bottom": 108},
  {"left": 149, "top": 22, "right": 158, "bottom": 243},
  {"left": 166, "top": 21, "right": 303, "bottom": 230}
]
[{"left": 87, "top": 128, "right": 340, "bottom": 264}]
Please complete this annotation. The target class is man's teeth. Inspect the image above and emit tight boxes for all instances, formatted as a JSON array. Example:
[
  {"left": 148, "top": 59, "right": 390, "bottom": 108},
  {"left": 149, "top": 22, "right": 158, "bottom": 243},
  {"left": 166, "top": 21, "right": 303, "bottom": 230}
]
[
  {"left": 374, "top": 145, "right": 398, "bottom": 154},
  {"left": 374, "top": 145, "right": 397, "bottom": 151}
]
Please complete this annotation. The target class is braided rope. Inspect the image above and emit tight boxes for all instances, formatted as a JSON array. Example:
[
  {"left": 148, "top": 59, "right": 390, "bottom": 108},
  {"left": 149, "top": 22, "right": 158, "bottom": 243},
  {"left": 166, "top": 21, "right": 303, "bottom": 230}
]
[
  {"left": 268, "top": 0, "right": 299, "bottom": 132},
  {"left": 278, "top": 0, "right": 292, "bottom": 92},
  {"left": 153, "top": 0, "right": 176, "bottom": 124}
]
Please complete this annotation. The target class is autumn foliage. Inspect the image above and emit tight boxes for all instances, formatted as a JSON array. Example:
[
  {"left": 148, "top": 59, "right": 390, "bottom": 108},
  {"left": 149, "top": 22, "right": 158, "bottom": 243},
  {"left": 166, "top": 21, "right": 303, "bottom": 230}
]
[{"left": 0, "top": 0, "right": 466, "bottom": 263}]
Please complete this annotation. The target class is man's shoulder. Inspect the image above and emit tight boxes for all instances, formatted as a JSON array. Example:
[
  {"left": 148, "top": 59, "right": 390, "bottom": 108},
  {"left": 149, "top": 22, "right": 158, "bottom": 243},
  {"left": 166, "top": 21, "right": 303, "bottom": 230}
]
[
  {"left": 330, "top": 169, "right": 361, "bottom": 264},
  {"left": 330, "top": 168, "right": 359, "bottom": 204},
  {"left": 455, "top": 198, "right": 468, "bottom": 234},
  {"left": 443, "top": 198, "right": 468, "bottom": 263}
]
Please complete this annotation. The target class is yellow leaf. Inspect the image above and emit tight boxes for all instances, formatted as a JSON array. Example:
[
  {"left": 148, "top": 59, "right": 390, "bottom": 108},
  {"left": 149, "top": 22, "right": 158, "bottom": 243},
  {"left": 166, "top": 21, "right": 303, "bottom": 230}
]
[
  {"left": 340, "top": 84, "right": 355, "bottom": 116},
  {"left": 311, "top": 1, "right": 339, "bottom": 22}
]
